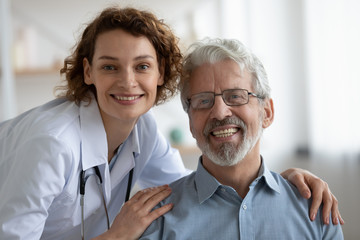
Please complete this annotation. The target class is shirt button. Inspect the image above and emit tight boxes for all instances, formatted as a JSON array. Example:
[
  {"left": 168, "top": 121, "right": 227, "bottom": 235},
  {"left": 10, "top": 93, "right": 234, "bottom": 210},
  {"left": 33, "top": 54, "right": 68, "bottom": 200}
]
[
  {"left": 221, "top": 188, "right": 226, "bottom": 192},
  {"left": 242, "top": 204, "right": 247, "bottom": 210}
]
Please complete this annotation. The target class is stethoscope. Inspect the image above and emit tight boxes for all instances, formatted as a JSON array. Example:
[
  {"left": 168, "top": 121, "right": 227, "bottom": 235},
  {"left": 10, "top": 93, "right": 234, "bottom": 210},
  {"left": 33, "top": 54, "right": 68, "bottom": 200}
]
[{"left": 79, "top": 166, "right": 134, "bottom": 240}]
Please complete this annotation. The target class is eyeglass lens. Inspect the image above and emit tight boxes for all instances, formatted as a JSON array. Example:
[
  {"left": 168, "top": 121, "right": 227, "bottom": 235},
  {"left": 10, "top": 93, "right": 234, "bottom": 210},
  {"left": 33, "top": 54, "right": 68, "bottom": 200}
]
[{"left": 190, "top": 89, "right": 250, "bottom": 109}]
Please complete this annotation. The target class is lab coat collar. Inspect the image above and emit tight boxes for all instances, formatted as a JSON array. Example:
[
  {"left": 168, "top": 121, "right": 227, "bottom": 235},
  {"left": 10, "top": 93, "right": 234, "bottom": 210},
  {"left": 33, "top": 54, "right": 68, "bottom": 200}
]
[
  {"left": 129, "top": 121, "right": 141, "bottom": 157},
  {"left": 79, "top": 96, "right": 108, "bottom": 171}
]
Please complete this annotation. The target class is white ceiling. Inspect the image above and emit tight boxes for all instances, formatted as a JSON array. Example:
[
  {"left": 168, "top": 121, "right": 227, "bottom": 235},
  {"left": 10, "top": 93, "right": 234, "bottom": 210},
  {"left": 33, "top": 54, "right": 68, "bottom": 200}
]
[{"left": 11, "top": 0, "right": 210, "bottom": 25}]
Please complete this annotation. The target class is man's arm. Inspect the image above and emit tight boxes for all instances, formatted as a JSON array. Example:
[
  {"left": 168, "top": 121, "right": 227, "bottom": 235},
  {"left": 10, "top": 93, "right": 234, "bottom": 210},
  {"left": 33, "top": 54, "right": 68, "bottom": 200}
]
[{"left": 281, "top": 168, "right": 344, "bottom": 225}]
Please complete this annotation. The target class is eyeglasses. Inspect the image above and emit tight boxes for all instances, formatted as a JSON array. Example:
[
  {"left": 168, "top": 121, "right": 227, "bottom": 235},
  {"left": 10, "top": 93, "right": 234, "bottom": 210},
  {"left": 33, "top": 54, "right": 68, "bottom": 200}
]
[{"left": 188, "top": 88, "right": 264, "bottom": 110}]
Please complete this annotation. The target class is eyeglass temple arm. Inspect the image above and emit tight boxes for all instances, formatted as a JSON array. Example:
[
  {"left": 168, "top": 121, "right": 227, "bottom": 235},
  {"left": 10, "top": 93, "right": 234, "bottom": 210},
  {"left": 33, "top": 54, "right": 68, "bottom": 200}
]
[{"left": 248, "top": 92, "right": 265, "bottom": 99}]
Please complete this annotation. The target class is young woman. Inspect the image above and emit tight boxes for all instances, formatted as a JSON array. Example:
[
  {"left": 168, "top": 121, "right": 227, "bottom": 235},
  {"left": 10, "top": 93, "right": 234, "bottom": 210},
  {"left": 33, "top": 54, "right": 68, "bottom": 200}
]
[{"left": 0, "top": 7, "right": 342, "bottom": 240}]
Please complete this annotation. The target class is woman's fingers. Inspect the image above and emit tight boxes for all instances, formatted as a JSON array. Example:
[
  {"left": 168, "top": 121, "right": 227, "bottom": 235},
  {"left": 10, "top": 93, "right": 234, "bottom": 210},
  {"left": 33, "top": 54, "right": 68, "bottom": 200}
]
[
  {"left": 146, "top": 203, "right": 174, "bottom": 222},
  {"left": 99, "top": 185, "right": 173, "bottom": 240},
  {"left": 280, "top": 168, "right": 344, "bottom": 224},
  {"left": 128, "top": 185, "right": 171, "bottom": 210}
]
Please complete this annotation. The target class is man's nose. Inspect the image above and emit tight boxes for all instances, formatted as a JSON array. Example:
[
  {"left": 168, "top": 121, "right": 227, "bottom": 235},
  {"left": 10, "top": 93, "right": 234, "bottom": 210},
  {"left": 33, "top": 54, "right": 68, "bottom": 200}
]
[{"left": 209, "top": 95, "right": 232, "bottom": 120}]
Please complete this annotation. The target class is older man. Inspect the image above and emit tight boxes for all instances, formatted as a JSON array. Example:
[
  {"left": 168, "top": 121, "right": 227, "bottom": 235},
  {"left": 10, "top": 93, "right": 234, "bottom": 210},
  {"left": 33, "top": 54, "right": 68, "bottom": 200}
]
[{"left": 140, "top": 38, "right": 343, "bottom": 239}]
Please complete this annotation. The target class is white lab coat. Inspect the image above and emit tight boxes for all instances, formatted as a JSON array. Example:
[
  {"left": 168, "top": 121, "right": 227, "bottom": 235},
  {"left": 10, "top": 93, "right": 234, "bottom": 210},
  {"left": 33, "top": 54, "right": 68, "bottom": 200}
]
[{"left": 0, "top": 96, "right": 189, "bottom": 239}]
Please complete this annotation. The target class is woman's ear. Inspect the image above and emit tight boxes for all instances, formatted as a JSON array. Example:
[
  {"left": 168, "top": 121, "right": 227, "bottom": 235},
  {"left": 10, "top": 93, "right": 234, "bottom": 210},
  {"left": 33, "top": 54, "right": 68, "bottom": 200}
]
[
  {"left": 83, "top": 58, "right": 93, "bottom": 85},
  {"left": 157, "top": 59, "right": 165, "bottom": 86},
  {"left": 262, "top": 98, "right": 274, "bottom": 129}
]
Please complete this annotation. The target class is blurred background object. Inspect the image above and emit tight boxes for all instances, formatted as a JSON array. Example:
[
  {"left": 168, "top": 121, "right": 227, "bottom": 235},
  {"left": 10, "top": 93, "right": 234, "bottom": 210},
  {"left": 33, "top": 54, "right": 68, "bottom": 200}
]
[{"left": 0, "top": 0, "right": 359, "bottom": 238}]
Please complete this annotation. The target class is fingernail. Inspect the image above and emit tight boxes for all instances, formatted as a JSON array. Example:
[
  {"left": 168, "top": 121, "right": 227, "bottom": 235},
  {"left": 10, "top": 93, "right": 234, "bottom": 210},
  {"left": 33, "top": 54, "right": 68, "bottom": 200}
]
[
  {"left": 311, "top": 213, "right": 316, "bottom": 221},
  {"left": 325, "top": 217, "right": 329, "bottom": 225}
]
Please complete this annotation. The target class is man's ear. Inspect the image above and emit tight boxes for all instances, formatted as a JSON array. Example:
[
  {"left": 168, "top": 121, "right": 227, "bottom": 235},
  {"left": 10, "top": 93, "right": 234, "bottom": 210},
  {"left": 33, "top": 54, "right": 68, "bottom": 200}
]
[
  {"left": 83, "top": 58, "right": 93, "bottom": 85},
  {"left": 189, "top": 116, "right": 195, "bottom": 139},
  {"left": 157, "top": 59, "right": 165, "bottom": 86},
  {"left": 262, "top": 98, "right": 274, "bottom": 129}
]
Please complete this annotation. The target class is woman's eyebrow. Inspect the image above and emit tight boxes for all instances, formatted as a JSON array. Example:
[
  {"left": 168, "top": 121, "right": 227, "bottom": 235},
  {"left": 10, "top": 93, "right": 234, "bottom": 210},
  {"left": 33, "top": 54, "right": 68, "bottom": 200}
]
[
  {"left": 134, "top": 55, "right": 155, "bottom": 61},
  {"left": 97, "top": 55, "right": 118, "bottom": 61},
  {"left": 97, "top": 55, "right": 155, "bottom": 61}
]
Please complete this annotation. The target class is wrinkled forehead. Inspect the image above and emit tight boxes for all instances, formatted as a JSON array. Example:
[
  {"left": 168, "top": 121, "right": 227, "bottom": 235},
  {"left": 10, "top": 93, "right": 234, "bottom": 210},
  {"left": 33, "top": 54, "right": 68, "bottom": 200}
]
[{"left": 188, "top": 59, "right": 253, "bottom": 95}]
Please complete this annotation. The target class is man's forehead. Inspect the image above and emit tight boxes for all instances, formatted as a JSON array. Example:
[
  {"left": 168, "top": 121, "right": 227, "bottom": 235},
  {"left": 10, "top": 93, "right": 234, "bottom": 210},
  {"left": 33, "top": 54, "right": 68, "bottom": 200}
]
[{"left": 189, "top": 61, "right": 253, "bottom": 92}]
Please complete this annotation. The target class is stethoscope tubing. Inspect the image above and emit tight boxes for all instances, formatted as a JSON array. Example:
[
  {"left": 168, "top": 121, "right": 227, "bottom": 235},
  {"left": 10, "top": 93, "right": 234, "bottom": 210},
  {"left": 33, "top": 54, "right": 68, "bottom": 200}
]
[{"left": 79, "top": 166, "right": 133, "bottom": 240}]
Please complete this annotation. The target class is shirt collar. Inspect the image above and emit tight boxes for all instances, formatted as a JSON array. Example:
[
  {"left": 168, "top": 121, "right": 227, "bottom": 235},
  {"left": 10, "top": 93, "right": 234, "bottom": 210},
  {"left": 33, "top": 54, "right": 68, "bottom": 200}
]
[
  {"left": 195, "top": 157, "right": 222, "bottom": 204},
  {"left": 194, "top": 155, "right": 280, "bottom": 204},
  {"left": 256, "top": 156, "right": 280, "bottom": 193},
  {"left": 110, "top": 123, "right": 140, "bottom": 175}
]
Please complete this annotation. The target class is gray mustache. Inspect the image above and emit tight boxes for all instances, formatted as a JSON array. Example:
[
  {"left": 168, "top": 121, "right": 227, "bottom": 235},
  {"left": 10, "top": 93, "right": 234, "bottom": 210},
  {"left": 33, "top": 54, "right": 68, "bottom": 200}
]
[{"left": 203, "top": 117, "right": 247, "bottom": 136}]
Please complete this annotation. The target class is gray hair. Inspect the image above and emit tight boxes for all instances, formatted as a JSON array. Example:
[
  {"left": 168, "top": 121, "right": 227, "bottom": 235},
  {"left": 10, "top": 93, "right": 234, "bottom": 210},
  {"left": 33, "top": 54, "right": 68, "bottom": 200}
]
[{"left": 179, "top": 38, "right": 271, "bottom": 112}]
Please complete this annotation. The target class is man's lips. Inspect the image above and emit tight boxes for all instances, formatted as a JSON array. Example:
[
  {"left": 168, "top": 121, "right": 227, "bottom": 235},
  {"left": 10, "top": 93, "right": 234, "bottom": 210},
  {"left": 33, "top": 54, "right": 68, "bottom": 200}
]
[{"left": 211, "top": 127, "right": 239, "bottom": 138}]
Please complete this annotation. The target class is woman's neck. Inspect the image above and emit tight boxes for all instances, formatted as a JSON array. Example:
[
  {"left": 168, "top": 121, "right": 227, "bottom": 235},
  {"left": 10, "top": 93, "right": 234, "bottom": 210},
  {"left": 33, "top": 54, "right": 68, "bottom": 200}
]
[{"left": 103, "top": 117, "right": 138, "bottom": 163}]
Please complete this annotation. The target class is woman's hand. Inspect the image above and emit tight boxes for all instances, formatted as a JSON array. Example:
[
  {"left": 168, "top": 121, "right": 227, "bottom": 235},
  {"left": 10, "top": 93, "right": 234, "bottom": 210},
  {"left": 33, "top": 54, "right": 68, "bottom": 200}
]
[
  {"left": 93, "top": 185, "right": 172, "bottom": 240},
  {"left": 281, "top": 168, "right": 344, "bottom": 225}
]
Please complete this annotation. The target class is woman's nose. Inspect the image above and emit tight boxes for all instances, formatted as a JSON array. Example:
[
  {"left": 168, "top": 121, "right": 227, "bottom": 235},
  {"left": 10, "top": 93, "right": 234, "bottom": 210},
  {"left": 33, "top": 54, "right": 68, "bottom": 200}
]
[{"left": 118, "top": 69, "right": 137, "bottom": 87}]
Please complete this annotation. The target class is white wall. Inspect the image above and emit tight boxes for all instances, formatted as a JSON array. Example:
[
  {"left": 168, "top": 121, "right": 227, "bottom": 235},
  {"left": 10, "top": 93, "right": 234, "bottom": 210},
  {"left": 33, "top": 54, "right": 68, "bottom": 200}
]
[
  {"left": 3, "top": 0, "right": 360, "bottom": 159},
  {"left": 1, "top": 1, "right": 359, "bottom": 237}
]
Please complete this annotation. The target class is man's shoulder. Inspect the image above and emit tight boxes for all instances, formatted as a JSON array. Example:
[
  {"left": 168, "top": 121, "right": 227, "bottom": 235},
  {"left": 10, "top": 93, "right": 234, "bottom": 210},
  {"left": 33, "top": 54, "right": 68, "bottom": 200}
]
[
  {"left": 170, "top": 171, "right": 196, "bottom": 186},
  {"left": 161, "top": 171, "right": 196, "bottom": 204},
  {"left": 268, "top": 170, "right": 305, "bottom": 199}
]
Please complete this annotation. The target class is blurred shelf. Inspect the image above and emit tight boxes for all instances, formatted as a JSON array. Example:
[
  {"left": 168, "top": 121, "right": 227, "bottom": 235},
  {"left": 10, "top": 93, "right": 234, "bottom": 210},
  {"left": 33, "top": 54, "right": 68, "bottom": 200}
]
[
  {"left": 14, "top": 67, "right": 61, "bottom": 76},
  {"left": 172, "top": 144, "right": 201, "bottom": 155}
]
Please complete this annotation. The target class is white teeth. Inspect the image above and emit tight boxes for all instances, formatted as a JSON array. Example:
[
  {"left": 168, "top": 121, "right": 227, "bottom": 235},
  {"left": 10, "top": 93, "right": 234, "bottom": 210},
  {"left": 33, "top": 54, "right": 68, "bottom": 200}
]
[
  {"left": 212, "top": 128, "right": 238, "bottom": 138},
  {"left": 114, "top": 95, "right": 140, "bottom": 101}
]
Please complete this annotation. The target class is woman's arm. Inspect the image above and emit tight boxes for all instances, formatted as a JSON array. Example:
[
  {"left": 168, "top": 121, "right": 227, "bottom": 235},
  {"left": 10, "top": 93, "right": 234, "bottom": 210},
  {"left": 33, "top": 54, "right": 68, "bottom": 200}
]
[
  {"left": 0, "top": 136, "right": 71, "bottom": 239},
  {"left": 281, "top": 168, "right": 344, "bottom": 225},
  {"left": 92, "top": 185, "right": 172, "bottom": 240}
]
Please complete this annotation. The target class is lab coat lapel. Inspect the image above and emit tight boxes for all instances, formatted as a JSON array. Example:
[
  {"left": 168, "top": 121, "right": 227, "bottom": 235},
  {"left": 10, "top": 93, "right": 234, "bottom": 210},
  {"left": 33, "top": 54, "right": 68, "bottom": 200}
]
[
  {"left": 79, "top": 97, "right": 108, "bottom": 170},
  {"left": 79, "top": 97, "right": 111, "bottom": 202}
]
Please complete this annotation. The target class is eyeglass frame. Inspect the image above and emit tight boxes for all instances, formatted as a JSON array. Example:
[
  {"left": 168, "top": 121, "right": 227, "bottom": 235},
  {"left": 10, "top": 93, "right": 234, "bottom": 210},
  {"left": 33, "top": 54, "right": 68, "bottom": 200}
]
[{"left": 187, "top": 88, "right": 265, "bottom": 110}]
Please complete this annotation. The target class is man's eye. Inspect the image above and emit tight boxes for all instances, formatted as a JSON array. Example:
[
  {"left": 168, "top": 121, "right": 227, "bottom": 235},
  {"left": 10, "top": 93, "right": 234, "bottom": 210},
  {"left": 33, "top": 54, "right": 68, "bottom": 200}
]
[
  {"left": 200, "top": 99, "right": 210, "bottom": 105},
  {"left": 229, "top": 94, "right": 246, "bottom": 101},
  {"left": 230, "top": 94, "right": 240, "bottom": 99}
]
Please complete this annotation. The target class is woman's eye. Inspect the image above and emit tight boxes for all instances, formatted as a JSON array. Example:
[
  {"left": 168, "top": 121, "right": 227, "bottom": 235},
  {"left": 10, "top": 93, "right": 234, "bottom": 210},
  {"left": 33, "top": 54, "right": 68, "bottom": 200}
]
[
  {"left": 103, "top": 65, "right": 115, "bottom": 71},
  {"left": 137, "top": 64, "right": 149, "bottom": 70}
]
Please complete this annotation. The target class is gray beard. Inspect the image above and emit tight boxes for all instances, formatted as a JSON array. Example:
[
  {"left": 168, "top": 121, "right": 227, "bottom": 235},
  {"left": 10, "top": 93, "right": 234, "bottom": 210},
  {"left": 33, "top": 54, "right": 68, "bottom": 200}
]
[{"left": 197, "top": 116, "right": 263, "bottom": 167}]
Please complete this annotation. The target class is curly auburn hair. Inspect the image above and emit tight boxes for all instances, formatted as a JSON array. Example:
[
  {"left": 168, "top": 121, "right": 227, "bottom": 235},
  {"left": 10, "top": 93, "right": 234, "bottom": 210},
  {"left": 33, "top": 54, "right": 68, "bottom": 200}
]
[{"left": 56, "top": 7, "right": 183, "bottom": 105}]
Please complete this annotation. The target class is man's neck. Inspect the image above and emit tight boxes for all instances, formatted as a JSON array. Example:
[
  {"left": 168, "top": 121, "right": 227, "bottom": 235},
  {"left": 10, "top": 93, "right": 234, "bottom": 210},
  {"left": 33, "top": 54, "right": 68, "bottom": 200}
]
[{"left": 202, "top": 150, "right": 262, "bottom": 199}]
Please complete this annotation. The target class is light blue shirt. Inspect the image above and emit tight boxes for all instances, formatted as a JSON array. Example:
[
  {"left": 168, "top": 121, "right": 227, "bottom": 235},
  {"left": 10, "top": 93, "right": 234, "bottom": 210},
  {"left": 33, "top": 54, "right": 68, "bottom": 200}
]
[
  {"left": 0, "top": 96, "right": 189, "bottom": 240},
  {"left": 141, "top": 157, "right": 343, "bottom": 240}
]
